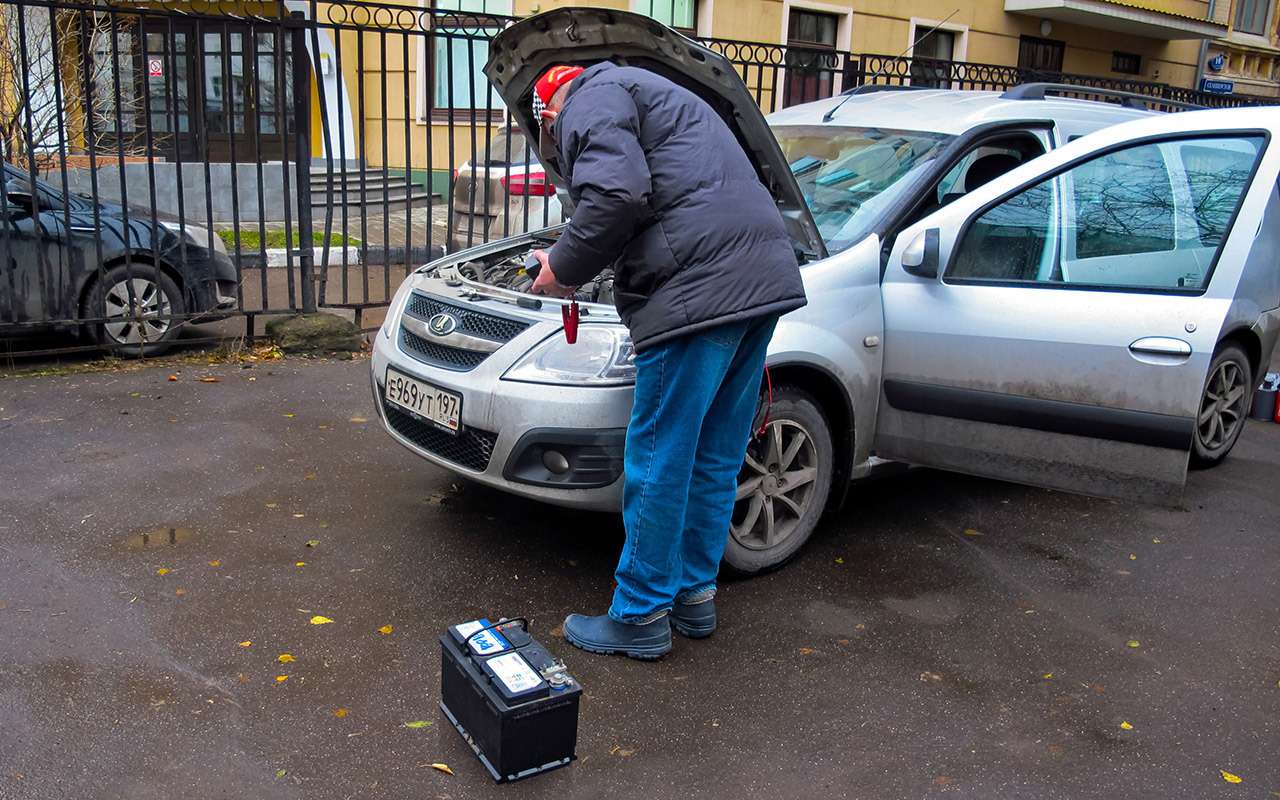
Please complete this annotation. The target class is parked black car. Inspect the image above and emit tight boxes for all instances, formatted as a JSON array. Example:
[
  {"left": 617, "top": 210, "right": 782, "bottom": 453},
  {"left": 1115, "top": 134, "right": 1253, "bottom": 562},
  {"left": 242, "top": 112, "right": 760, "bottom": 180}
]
[{"left": 1, "top": 163, "right": 238, "bottom": 353}]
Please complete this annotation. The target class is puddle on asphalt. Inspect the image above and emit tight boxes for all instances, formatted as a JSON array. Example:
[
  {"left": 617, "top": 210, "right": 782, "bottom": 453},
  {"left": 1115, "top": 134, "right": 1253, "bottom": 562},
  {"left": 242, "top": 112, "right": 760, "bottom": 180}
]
[{"left": 124, "top": 526, "right": 196, "bottom": 550}]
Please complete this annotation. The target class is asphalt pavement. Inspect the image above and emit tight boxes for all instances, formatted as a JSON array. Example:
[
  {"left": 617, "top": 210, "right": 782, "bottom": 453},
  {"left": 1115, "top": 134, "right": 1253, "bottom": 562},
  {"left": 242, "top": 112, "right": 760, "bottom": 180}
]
[{"left": 1, "top": 355, "right": 1278, "bottom": 799}]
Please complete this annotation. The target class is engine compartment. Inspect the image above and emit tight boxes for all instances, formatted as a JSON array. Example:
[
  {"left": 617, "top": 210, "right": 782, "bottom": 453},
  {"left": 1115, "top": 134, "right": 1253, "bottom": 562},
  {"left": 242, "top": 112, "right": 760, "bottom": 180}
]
[{"left": 434, "top": 233, "right": 616, "bottom": 305}]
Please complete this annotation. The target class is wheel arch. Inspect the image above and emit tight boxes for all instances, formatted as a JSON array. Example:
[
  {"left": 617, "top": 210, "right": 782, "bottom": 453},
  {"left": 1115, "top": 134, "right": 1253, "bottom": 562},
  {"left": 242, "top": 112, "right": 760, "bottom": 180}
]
[
  {"left": 1218, "top": 325, "right": 1262, "bottom": 381},
  {"left": 765, "top": 361, "right": 854, "bottom": 512}
]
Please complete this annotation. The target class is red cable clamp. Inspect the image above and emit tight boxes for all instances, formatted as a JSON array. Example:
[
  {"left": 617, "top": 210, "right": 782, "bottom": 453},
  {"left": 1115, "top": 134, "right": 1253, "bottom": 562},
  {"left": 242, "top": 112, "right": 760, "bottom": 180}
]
[{"left": 562, "top": 300, "right": 580, "bottom": 344}]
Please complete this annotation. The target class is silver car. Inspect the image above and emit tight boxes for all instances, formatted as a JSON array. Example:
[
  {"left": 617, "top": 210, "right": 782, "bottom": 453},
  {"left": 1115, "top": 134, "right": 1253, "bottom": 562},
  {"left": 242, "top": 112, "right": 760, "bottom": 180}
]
[
  {"left": 449, "top": 125, "right": 565, "bottom": 253},
  {"left": 371, "top": 9, "right": 1280, "bottom": 574}
]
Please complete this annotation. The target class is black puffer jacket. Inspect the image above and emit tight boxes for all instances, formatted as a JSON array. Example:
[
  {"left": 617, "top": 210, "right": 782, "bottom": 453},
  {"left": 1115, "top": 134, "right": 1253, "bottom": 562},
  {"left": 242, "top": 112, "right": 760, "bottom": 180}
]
[{"left": 546, "top": 62, "right": 806, "bottom": 351}]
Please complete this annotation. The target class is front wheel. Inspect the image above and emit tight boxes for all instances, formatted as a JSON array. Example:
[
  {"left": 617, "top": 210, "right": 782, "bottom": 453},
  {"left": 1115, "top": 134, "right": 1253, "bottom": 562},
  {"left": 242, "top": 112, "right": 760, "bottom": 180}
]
[
  {"left": 1190, "top": 344, "right": 1252, "bottom": 469},
  {"left": 85, "top": 263, "right": 185, "bottom": 355},
  {"left": 723, "top": 385, "right": 834, "bottom": 576}
]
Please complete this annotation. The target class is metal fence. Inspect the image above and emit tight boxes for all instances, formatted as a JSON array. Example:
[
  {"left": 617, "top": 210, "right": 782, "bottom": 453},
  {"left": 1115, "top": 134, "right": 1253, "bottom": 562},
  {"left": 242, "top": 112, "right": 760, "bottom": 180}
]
[{"left": 0, "top": 0, "right": 1271, "bottom": 357}]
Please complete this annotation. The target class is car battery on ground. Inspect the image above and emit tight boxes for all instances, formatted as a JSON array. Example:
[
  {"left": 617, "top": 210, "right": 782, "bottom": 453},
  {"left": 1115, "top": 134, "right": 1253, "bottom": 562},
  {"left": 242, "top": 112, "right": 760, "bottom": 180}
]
[
  {"left": 1251, "top": 372, "right": 1279, "bottom": 422},
  {"left": 440, "top": 617, "right": 582, "bottom": 782}
]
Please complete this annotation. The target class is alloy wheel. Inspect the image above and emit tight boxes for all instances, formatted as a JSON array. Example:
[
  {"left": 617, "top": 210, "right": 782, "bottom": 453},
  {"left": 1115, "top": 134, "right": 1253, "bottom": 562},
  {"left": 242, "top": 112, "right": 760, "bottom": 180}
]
[
  {"left": 102, "top": 277, "right": 172, "bottom": 345},
  {"left": 731, "top": 419, "right": 819, "bottom": 551},
  {"left": 1197, "top": 360, "right": 1248, "bottom": 452}
]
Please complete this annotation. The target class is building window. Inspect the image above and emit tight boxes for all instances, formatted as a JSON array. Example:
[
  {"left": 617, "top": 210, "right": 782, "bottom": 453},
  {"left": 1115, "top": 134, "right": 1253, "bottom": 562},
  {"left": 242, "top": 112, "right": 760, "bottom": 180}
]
[
  {"left": 784, "top": 8, "right": 840, "bottom": 108},
  {"left": 633, "top": 0, "right": 698, "bottom": 35},
  {"left": 1018, "top": 35, "right": 1065, "bottom": 74},
  {"left": 911, "top": 28, "right": 956, "bottom": 88},
  {"left": 1111, "top": 51, "right": 1141, "bottom": 75},
  {"left": 427, "top": 0, "right": 510, "bottom": 117},
  {"left": 1233, "top": 0, "right": 1269, "bottom": 35}
]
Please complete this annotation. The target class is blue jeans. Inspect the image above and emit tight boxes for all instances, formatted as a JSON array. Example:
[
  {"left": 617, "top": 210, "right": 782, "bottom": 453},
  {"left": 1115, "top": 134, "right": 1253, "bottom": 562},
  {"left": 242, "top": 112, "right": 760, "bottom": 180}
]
[{"left": 609, "top": 316, "right": 779, "bottom": 623}]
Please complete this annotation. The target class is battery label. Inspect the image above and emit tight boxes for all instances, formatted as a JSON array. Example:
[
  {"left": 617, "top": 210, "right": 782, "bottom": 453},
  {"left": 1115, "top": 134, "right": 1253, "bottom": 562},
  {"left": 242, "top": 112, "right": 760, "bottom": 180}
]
[
  {"left": 455, "top": 619, "right": 510, "bottom": 655},
  {"left": 486, "top": 652, "right": 544, "bottom": 695}
]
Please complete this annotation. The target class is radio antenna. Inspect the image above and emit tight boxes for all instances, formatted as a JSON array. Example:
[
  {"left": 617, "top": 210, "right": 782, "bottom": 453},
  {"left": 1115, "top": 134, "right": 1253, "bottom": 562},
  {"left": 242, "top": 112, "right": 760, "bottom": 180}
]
[{"left": 822, "top": 8, "right": 960, "bottom": 122}]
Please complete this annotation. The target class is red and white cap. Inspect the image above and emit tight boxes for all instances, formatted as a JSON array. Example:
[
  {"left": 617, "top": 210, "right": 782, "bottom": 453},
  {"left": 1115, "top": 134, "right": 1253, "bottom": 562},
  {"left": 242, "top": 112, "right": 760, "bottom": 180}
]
[{"left": 532, "top": 64, "right": 584, "bottom": 120}]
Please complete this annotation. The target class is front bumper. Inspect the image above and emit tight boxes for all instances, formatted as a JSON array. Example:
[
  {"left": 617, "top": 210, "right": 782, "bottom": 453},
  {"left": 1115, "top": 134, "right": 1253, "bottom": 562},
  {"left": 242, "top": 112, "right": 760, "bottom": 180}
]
[{"left": 370, "top": 288, "right": 630, "bottom": 512}]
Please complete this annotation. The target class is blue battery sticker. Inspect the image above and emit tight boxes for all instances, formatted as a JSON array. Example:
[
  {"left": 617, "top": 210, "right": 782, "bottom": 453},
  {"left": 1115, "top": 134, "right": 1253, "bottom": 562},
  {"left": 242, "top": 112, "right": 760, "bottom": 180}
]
[{"left": 453, "top": 618, "right": 511, "bottom": 655}]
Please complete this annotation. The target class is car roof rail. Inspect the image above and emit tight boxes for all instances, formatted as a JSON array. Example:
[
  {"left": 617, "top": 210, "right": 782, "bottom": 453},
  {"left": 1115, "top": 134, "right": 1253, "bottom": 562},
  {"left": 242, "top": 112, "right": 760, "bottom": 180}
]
[
  {"left": 841, "top": 84, "right": 928, "bottom": 96},
  {"left": 1001, "top": 82, "right": 1202, "bottom": 111}
]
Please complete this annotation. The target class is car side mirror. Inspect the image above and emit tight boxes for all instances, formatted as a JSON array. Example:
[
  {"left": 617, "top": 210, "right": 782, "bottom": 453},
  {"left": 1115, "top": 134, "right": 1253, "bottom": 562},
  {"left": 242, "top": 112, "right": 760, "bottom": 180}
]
[
  {"left": 4, "top": 178, "right": 34, "bottom": 213},
  {"left": 901, "top": 228, "right": 940, "bottom": 279}
]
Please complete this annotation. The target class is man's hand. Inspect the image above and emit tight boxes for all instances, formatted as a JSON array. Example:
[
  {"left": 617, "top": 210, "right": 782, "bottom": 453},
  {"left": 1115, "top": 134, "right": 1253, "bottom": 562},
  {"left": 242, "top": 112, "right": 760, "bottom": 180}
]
[{"left": 528, "top": 249, "right": 577, "bottom": 298}]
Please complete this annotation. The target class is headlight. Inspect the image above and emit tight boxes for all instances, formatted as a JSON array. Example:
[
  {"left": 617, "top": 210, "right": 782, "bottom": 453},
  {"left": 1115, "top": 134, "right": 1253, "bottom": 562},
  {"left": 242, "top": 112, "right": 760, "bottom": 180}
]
[
  {"left": 161, "top": 222, "right": 228, "bottom": 256},
  {"left": 503, "top": 325, "right": 635, "bottom": 385}
]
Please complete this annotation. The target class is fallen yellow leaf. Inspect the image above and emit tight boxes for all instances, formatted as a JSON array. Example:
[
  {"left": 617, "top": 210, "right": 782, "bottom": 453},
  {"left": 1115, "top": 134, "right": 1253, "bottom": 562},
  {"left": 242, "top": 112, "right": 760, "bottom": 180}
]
[
  {"left": 1129, "top": 553, "right": 1137, "bottom": 561},
  {"left": 963, "top": 528, "right": 983, "bottom": 536},
  {"left": 834, "top": 557, "right": 844, "bottom": 565},
  {"left": 310, "top": 615, "right": 333, "bottom": 625},
  {"left": 1119, "top": 721, "right": 1133, "bottom": 730},
  {"left": 167, "top": 374, "right": 178, "bottom": 382},
  {"left": 403, "top": 720, "right": 432, "bottom": 729},
  {"left": 1043, "top": 673, "right": 1054, "bottom": 679},
  {"left": 283, "top": 412, "right": 296, "bottom": 418},
  {"left": 156, "top": 567, "right": 169, "bottom": 576},
  {"left": 275, "top": 675, "right": 289, "bottom": 683},
  {"left": 305, "top": 539, "right": 320, "bottom": 548},
  {"left": 798, "top": 647, "right": 816, "bottom": 656},
  {"left": 295, "top": 561, "right": 306, "bottom": 567},
  {"left": 1126, "top": 640, "right": 1141, "bottom": 648},
  {"left": 238, "top": 641, "right": 253, "bottom": 647},
  {"left": 1152, "top": 537, "right": 1163, "bottom": 544},
  {"left": 266, "top": 503, "right": 279, "bottom": 509},
  {"left": 198, "top": 376, "right": 220, "bottom": 383},
  {"left": 174, "top": 588, "right": 186, "bottom": 597},
  {"left": 1220, "top": 770, "right": 1243, "bottom": 784},
  {"left": 292, "top": 513, "right": 305, "bottom": 519},
  {"left": 429, "top": 763, "right": 454, "bottom": 775},
  {"left": 350, "top": 417, "right": 369, "bottom": 423},
  {"left": 208, "top": 560, "right": 222, "bottom": 567},
  {"left": 278, "top": 653, "right": 296, "bottom": 664},
  {"left": 334, "top": 708, "right": 348, "bottom": 718},
  {"left": 378, "top": 625, "right": 394, "bottom": 635}
]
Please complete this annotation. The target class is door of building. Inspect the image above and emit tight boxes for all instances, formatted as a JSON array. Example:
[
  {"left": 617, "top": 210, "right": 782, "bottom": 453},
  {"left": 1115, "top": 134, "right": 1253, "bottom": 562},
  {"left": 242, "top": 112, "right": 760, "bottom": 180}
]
[
  {"left": 1018, "top": 35, "right": 1065, "bottom": 75},
  {"left": 135, "top": 19, "right": 297, "bottom": 163}
]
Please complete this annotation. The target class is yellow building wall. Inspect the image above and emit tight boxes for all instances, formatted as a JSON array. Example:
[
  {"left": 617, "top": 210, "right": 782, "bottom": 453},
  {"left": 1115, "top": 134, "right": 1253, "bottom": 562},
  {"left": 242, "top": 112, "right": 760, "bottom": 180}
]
[{"left": 323, "top": 0, "right": 1227, "bottom": 173}]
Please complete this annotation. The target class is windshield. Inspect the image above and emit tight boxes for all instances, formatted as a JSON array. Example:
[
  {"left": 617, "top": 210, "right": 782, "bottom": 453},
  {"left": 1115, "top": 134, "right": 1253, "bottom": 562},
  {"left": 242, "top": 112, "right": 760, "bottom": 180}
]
[{"left": 772, "top": 126, "right": 953, "bottom": 253}]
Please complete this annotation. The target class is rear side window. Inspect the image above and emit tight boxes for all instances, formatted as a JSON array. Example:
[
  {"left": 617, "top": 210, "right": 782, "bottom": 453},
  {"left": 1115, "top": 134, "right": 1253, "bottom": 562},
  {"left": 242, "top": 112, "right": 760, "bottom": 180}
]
[{"left": 947, "top": 134, "right": 1263, "bottom": 291}]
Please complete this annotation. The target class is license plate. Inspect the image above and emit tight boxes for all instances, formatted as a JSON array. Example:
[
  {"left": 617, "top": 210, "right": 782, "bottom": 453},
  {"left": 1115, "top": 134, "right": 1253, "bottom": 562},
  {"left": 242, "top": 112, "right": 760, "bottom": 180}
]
[{"left": 384, "top": 368, "right": 462, "bottom": 433}]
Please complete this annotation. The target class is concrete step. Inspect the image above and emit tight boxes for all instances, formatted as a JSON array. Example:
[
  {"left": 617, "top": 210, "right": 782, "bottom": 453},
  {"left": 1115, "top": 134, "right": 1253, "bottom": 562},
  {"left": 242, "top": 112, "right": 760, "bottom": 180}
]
[{"left": 309, "top": 189, "right": 437, "bottom": 211}]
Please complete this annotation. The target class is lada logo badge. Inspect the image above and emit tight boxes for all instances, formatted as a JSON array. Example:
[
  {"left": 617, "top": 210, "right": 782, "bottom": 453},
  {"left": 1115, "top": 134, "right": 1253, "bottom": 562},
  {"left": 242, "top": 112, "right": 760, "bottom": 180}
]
[{"left": 428, "top": 312, "right": 458, "bottom": 336}]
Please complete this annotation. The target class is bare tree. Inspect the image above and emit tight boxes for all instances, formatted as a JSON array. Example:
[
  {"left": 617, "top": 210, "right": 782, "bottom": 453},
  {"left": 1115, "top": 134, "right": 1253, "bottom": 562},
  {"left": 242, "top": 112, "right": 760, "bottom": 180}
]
[{"left": 0, "top": 4, "right": 150, "bottom": 173}]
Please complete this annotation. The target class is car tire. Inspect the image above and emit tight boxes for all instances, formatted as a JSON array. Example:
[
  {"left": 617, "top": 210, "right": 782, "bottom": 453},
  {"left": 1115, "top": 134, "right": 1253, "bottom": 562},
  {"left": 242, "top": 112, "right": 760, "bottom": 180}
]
[
  {"left": 1189, "top": 343, "right": 1252, "bottom": 470},
  {"left": 722, "top": 385, "right": 834, "bottom": 576},
  {"left": 85, "top": 263, "right": 184, "bottom": 355}
]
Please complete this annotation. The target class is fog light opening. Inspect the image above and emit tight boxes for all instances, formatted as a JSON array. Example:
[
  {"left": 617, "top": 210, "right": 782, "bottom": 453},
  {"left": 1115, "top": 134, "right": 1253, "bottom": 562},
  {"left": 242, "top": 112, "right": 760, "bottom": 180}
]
[{"left": 542, "top": 449, "right": 571, "bottom": 475}]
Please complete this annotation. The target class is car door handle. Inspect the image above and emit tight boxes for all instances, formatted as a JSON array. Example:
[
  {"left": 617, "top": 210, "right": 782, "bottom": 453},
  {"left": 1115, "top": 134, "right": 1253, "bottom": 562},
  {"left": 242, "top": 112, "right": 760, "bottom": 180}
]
[{"left": 1129, "top": 337, "right": 1192, "bottom": 358}]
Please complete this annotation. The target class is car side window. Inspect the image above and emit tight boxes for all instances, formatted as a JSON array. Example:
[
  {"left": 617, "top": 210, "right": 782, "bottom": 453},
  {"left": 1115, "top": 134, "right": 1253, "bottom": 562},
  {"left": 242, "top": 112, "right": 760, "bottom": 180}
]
[{"left": 948, "top": 135, "right": 1263, "bottom": 291}]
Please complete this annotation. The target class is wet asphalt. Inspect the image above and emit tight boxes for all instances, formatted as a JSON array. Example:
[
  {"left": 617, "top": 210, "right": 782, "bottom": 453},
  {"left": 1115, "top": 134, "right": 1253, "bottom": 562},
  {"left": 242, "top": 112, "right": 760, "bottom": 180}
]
[{"left": 1, "top": 354, "right": 1278, "bottom": 800}]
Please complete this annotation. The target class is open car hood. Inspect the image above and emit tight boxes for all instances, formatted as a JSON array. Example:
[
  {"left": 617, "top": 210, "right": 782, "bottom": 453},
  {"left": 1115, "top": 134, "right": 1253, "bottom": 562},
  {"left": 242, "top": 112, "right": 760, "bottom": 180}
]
[{"left": 484, "top": 7, "right": 826, "bottom": 260}]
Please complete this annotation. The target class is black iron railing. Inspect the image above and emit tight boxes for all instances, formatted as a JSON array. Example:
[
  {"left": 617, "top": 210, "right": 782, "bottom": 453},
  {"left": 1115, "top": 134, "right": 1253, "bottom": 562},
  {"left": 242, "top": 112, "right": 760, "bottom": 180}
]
[{"left": 0, "top": 0, "right": 1271, "bottom": 357}]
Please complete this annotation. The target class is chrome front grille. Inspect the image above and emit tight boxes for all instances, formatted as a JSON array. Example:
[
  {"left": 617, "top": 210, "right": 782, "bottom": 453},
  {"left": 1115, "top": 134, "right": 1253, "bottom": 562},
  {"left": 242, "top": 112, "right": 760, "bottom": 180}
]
[{"left": 399, "top": 292, "right": 530, "bottom": 371}]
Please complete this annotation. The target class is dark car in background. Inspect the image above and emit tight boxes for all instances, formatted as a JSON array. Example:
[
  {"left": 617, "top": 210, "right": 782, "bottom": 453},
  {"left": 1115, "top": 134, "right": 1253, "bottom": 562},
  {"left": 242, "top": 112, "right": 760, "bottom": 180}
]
[{"left": 0, "top": 163, "right": 238, "bottom": 353}]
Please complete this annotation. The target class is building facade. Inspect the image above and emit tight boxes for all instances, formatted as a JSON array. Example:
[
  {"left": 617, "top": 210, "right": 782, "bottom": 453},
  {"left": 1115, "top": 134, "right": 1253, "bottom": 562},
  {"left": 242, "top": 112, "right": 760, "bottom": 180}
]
[{"left": 1203, "top": 0, "right": 1280, "bottom": 96}]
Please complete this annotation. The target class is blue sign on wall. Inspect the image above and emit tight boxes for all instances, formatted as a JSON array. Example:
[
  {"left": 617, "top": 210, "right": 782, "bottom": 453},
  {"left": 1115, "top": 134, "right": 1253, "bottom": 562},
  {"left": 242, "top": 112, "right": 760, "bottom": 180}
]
[
  {"left": 1200, "top": 78, "right": 1235, "bottom": 94},
  {"left": 1208, "top": 53, "right": 1226, "bottom": 71}
]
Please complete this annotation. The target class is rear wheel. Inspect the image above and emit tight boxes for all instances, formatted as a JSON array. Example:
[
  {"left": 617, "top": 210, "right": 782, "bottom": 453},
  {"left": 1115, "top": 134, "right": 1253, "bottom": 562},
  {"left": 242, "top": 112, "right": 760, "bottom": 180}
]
[
  {"left": 1190, "top": 344, "right": 1252, "bottom": 469},
  {"left": 723, "top": 386, "right": 834, "bottom": 575},
  {"left": 85, "top": 263, "right": 184, "bottom": 355}
]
